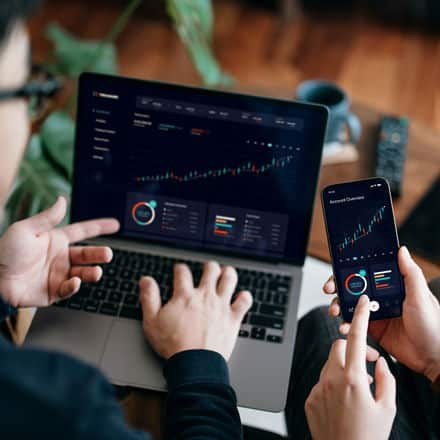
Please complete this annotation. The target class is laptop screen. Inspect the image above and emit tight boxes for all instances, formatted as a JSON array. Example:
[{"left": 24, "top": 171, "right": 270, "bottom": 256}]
[{"left": 72, "top": 73, "right": 327, "bottom": 265}]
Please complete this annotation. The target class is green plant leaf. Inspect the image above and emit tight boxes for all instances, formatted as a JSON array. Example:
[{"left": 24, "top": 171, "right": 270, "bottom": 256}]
[
  {"left": 170, "top": 0, "right": 214, "bottom": 40},
  {"left": 2, "top": 0, "right": 232, "bottom": 233},
  {"left": 3, "top": 134, "right": 71, "bottom": 227},
  {"left": 45, "top": 23, "right": 118, "bottom": 77},
  {"left": 1, "top": 2, "right": 150, "bottom": 231},
  {"left": 166, "top": 0, "right": 233, "bottom": 87},
  {"left": 41, "top": 111, "right": 75, "bottom": 180}
]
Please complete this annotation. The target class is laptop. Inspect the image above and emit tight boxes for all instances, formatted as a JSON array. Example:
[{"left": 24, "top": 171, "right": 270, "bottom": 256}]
[{"left": 25, "top": 73, "right": 328, "bottom": 412}]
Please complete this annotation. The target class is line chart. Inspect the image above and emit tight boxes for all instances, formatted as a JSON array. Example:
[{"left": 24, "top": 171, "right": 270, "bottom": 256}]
[
  {"left": 337, "top": 205, "right": 386, "bottom": 253},
  {"left": 134, "top": 156, "right": 293, "bottom": 183}
]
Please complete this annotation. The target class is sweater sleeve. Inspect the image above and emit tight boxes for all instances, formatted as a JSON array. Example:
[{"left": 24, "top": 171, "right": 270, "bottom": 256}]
[{"left": 163, "top": 349, "right": 243, "bottom": 440}]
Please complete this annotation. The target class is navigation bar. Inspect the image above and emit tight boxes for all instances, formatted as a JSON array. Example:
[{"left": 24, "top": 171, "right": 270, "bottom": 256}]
[{"left": 135, "top": 96, "right": 304, "bottom": 131}]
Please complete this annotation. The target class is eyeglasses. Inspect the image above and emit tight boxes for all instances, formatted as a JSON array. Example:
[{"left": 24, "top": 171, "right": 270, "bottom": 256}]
[{"left": 0, "top": 64, "right": 63, "bottom": 120}]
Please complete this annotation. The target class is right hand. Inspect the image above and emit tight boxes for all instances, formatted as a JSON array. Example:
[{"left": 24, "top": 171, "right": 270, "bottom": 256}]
[
  {"left": 0, "top": 197, "right": 119, "bottom": 308},
  {"left": 139, "top": 261, "right": 253, "bottom": 361},
  {"left": 305, "top": 295, "right": 396, "bottom": 440},
  {"left": 325, "top": 246, "right": 440, "bottom": 382}
]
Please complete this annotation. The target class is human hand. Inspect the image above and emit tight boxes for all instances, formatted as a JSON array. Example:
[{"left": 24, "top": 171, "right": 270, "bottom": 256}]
[
  {"left": 305, "top": 295, "right": 396, "bottom": 440},
  {"left": 325, "top": 246, "right": 440, "bottom": 382},
  {"left": 139, "top": 261, "right": 253, "bottom": 361},
  {"left": 0, "top": 196, "right": 120, "bottom": 308}
]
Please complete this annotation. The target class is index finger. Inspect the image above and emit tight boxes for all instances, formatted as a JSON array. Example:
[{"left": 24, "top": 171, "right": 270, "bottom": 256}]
[
  {"left": 61, "top": 219, "right": 120, "bottom": 243},
  {"left": 345, "top": 295, "right": 370, "bottom": 372}
]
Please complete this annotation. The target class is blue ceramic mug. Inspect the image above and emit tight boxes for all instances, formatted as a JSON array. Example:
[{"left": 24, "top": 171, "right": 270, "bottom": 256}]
[{"left": 296, "top": 80, "right": 361, "bottom": 144}]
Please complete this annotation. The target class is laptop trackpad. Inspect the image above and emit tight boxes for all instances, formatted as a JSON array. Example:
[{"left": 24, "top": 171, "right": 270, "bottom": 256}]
[
  {"left": 25, "top": 308, "right": 112, "bottom": 367},
  {"left": 100, "top": 319, "right": 167, "bottom": 391}
]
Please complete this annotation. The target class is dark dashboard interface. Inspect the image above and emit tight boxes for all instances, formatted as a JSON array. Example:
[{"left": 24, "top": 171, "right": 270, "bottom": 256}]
[
  {"left": 322, "top": 178, "right": 405, "bottom": 321},
  {"left": 72, "top": 73, "right": 327, "bottom": 264}
]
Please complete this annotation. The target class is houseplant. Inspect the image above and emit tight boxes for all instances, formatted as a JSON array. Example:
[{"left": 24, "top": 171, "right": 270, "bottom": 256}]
[{"left": 3, "top": 0, "right": 231, "bottom": 229}]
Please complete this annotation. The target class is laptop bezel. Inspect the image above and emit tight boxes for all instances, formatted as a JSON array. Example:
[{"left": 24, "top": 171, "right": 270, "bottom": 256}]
[{"left": 71, "top": 72, "right": 328, "bottom": 266}]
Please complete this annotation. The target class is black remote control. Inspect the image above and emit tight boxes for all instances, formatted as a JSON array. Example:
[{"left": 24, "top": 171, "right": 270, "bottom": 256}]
[{"left": 374, "top": 115, "right": 409, "bottom": 198}]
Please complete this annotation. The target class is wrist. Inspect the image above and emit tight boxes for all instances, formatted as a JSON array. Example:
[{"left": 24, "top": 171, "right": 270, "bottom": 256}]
[{"left": 164, "top": 349, "right": 230, "bottom": 391}]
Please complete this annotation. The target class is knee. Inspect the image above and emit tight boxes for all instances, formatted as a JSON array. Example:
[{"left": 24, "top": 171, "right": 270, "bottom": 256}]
[
  {"left": 298, "top": 306, "right": 330, "bottom": 330},
  {"left": 294, "top": 305, "right": 340, "bottom": 356}
]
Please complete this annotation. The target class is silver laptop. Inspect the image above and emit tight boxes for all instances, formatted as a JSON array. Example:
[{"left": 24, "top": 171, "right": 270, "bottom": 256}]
[{"left": 25, "top": 73, "right": 327, "bottom": 412}]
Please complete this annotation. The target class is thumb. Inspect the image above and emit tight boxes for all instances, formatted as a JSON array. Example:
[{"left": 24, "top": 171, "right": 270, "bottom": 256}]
[
  {"left": 375, "top": 356, "right": 396, "bottom": 409},
  {"left": 398, "top": 246, "right": 430, "bottom": 300},
  {"left": 139, "top": 276, "right": 161, "bottom": 321},
  {"left": 231, "top": 290, "right": 253, "bottom": 321},
  {"left": 27, "top": 196, "right": 67, "bottom": 234}
]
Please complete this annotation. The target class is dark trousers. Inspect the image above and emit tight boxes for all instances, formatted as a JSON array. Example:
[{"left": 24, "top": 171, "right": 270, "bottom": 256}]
[{"left": 243, "top": 306, "right": 440, "bottom": 440}]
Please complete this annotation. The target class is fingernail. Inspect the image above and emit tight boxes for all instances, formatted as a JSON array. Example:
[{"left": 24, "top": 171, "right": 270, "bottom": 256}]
[
  {"left": 377, "top": 356, "right": 386, "bottom": 368},
  {"left": 339, "top": 323, "right": 349, "bottom": 335},
  {"left": 401, "top": 246, "right": 411, "bottom": 259},
  {"left": 139, "top": 276, "right": 149, "bottom": 285},
  {"left": 58, "top": 195, "right": 68, "bottom": 205},
  {"left": 105, "top": 247, "right": 113, "bottom": 262},
  {"left": 246, "top": 294, "right": 254, "bottom": 306},
  {"left": 359, "top": 294, "right": 369, "bottom": 305}
]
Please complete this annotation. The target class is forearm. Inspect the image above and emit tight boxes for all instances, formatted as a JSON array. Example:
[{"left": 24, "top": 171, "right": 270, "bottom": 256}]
[{"left": 164, "top": 350, "right": 243, "bottom": 440}]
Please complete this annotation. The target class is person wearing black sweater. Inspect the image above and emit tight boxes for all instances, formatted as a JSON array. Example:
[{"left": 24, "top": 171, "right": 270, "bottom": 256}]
[
  {"left": 0, "top": 2, "right": 251, "bottom": 438},
  {"left": 0, "top": 196, "right": 251, "bottom": 439}
]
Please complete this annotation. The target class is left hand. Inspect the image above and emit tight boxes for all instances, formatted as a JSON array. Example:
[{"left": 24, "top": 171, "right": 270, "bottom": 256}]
[
  {"left": 325, "top": 247, "right": 440, "bottom": 382},
  {"left": 305, "top": 295, "right": 396, "bottom": 440},
  {"left": 0, "top": 196, "right": 120, "bottom": 308},
  {"left": 140, "top": 261, "right": 252, "bottom": 360}
]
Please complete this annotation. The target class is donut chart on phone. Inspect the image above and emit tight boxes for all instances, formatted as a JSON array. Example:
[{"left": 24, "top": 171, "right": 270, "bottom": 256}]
[{"left": 344, "top": 270, "right": 368, "bottom": 296}]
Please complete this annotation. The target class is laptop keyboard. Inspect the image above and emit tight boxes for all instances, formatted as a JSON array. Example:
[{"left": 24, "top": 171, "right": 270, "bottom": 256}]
[{"left": 54, "top": 249, "right": 292, "bottom": 344}]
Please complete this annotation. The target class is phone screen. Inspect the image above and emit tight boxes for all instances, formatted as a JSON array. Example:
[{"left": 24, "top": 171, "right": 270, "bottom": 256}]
[{"left": 322, "top": 178, "right": 405, "bottom": 322}]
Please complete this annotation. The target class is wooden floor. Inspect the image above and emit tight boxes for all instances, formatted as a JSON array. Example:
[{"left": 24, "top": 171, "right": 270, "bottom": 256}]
[{"left": 29, "top": 0, "right": 440, "bottom": 131}]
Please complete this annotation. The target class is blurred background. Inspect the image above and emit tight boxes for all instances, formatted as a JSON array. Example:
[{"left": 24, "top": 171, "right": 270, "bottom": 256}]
[
  {"left": 28, "top": 0, "right": 439, "bottom": 128},
  {"left": 4, "top": 0, "right": 437, "bottom": 279}
]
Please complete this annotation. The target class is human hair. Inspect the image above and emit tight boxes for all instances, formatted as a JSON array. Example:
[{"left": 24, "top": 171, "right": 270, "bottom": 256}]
[{"left": 0, "top": 0, "right": 40, "bottom": 43}]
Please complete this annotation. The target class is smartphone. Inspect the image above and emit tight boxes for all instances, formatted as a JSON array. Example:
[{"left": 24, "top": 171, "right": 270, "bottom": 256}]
[{"left": 322, "top": 177, "right": 405, "bottom": 322}]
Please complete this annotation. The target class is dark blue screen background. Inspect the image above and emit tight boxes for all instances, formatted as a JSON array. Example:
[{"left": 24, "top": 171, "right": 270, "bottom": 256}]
[{"left": 72, "top": 73, "right": 327, "bottom": 264}]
